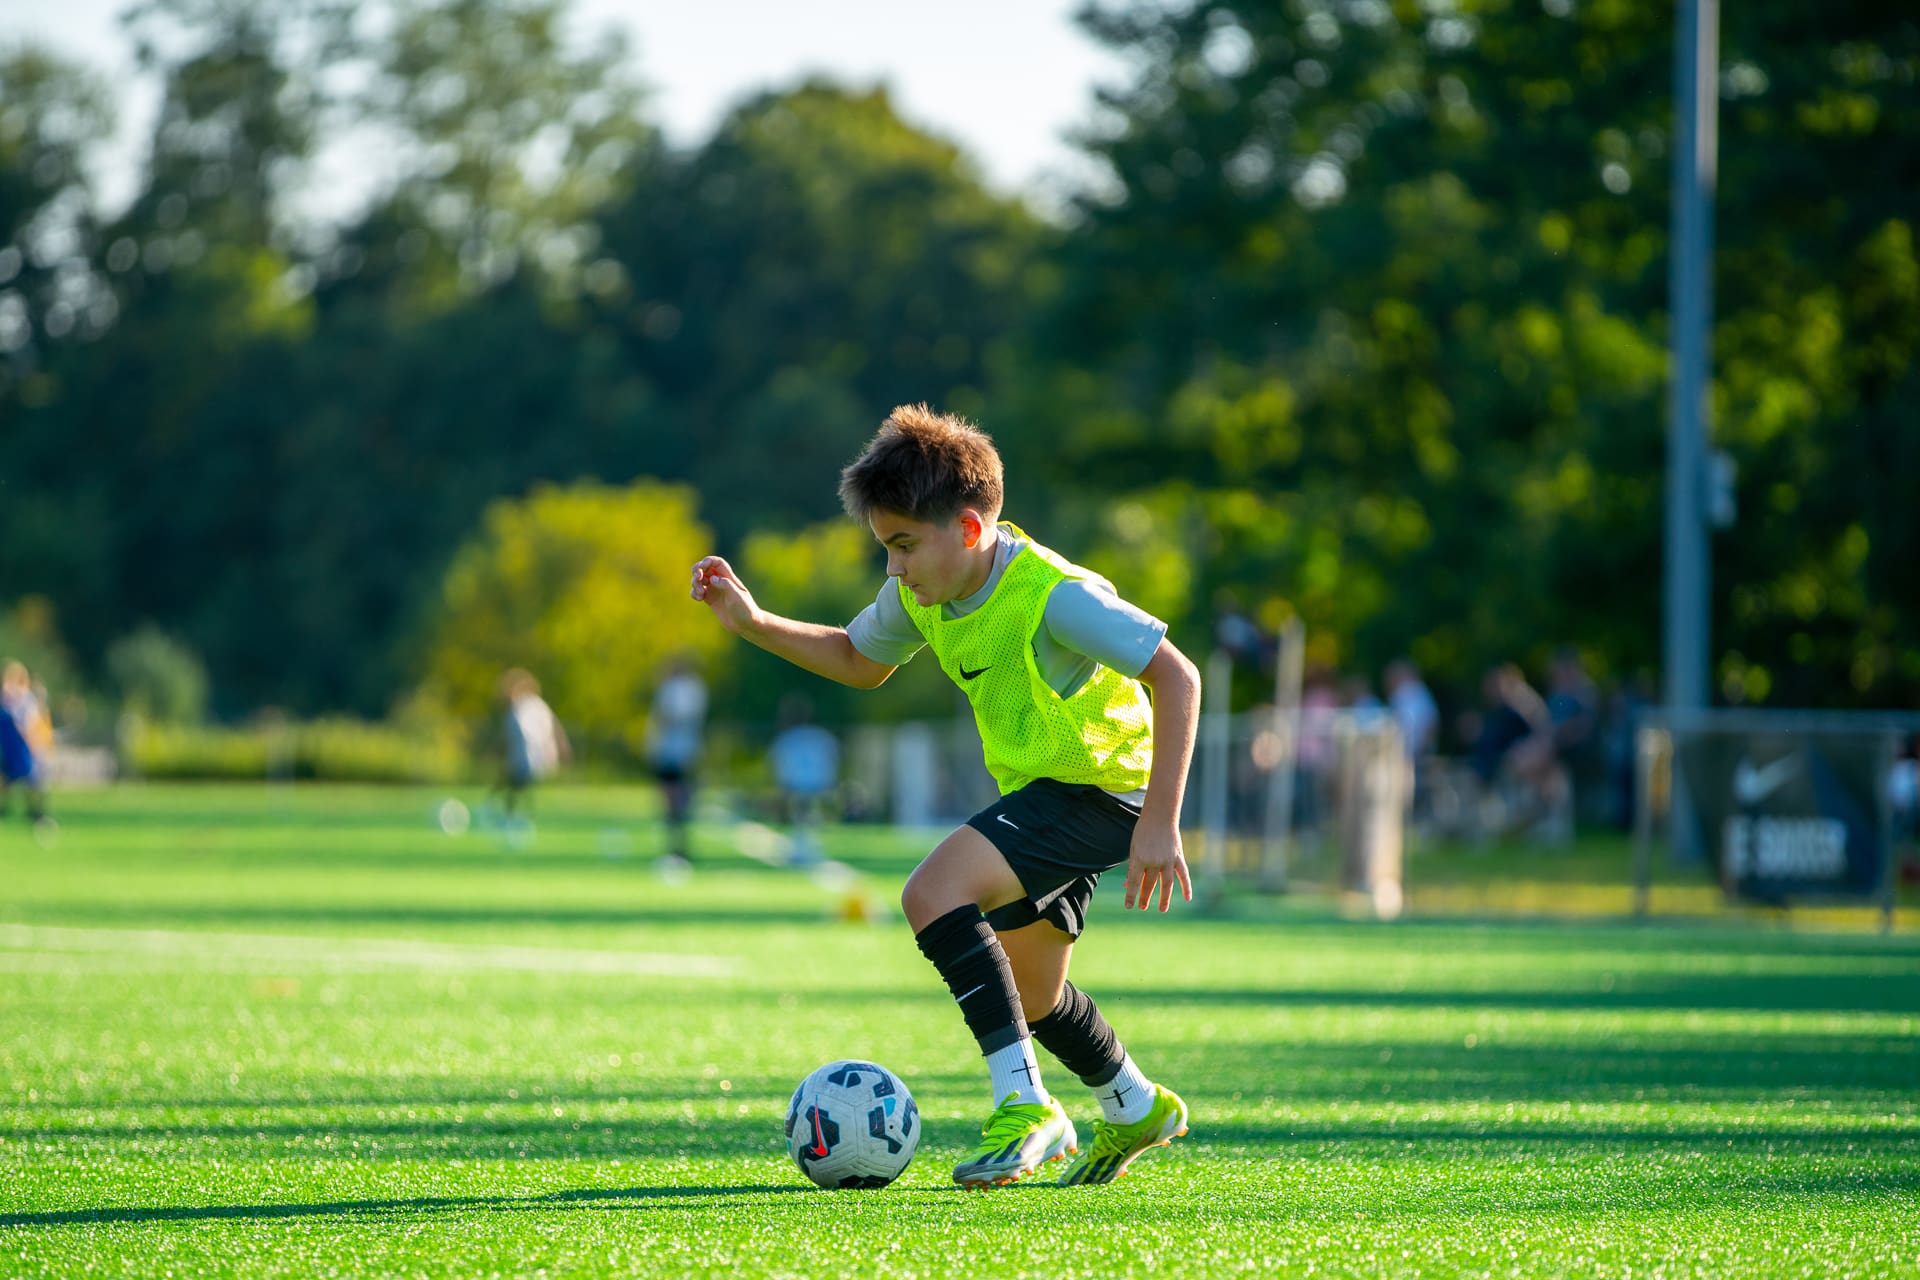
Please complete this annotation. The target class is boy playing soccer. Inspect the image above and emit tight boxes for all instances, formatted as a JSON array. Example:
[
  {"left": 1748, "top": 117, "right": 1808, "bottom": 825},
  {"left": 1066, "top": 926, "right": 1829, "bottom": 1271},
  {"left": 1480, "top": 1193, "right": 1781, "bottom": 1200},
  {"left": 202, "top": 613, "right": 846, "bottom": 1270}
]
[{"left": 690, "top": 404, "right": 1198, "bottom": 1188}]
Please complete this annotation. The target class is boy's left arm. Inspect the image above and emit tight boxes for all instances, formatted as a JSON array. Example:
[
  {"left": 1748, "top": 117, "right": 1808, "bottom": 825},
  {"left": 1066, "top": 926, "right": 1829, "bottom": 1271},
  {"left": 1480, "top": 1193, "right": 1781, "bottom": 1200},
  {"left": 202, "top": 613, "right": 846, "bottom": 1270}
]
[{"left": 1128, "top": 637, "right": 1200, "bottom": 912}]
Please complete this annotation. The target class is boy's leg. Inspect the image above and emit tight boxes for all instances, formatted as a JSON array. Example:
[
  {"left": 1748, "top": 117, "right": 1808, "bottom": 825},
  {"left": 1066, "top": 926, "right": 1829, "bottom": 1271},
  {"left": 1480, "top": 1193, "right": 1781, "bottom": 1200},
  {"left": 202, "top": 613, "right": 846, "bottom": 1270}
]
[
  {"left": 661, "top": 773, "right": 692, "bottom": 861},
  {"left": 995, "top": 918, "right": 1074, "bottom": 1027},
  {"left": 904, "top": 826, "right": 1045, "bottom": 1105},
  {"left": 1029, "top": 975, "right": 1188, "bottom": 1186},
  {"left": 904, "top": 826, "right": 1075, "bottom": 1187},
  {"left": 27, "top": 783, "right": 55, "bottom": 846},
  {"left": 1028, "top": 978, "right": 1159, "bottom": 1124}
]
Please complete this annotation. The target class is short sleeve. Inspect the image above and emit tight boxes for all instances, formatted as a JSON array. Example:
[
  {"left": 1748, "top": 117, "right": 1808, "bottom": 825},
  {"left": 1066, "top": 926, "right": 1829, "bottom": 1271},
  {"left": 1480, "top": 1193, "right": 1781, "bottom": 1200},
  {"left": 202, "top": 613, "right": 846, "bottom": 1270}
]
[
  {"left": 1042, "top": 579, "right": 1168, "bottom": 678},
  {"left": 846, "top": 579, "right": 928, "bottom": 666}
]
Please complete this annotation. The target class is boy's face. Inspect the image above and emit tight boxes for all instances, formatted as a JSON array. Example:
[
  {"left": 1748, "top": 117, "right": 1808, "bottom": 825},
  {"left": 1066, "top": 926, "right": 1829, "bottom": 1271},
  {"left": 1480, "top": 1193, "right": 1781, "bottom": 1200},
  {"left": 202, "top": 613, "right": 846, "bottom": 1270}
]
[{"left": 870, "top": 508, "right": 992, "bottom": 607}]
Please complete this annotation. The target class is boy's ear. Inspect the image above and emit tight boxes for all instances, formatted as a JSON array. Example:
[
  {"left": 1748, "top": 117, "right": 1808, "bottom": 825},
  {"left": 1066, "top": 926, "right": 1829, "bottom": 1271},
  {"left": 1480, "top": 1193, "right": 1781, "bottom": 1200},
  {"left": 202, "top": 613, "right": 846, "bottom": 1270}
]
[{"left": 959, "top": 509, "right": 984, "bottom": 548}]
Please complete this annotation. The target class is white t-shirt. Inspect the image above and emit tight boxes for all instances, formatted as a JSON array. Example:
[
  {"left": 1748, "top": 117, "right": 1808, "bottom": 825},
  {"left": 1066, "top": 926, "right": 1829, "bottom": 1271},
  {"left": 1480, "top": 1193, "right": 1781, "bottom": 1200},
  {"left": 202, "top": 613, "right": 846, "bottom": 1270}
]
[
  {"left": 1390, "top": 679, "right": 1440, "bottom": 758},
  {"left": 506, "top": 694, "right": 561, "bottom": 778},
  {"left": 771, "top": 724, "right": 840, "bottom": 797},
  {"left": 845, "top": 526, "right": 1167, "bottom": 805},
  {"left": 845, "top": 527, "right": 1167, "bottom": 694},
  {"left": 647, "top": 672, "right": 708, "bottom": 768}
]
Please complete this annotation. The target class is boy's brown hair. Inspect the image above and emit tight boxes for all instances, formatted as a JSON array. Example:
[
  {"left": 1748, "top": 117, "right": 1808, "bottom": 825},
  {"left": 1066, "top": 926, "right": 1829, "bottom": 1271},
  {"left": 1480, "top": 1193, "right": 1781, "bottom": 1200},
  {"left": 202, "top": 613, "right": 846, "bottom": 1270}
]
[{"left": 838, "top": 404, "right": 1004, "bottom": 525}]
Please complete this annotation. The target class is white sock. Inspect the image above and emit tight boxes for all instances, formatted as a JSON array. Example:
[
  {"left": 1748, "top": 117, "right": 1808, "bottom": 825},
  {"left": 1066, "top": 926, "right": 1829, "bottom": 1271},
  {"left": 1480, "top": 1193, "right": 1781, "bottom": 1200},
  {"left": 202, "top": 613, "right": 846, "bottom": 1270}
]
[
  {"left": 985, "top": 1038, "right": 1050, "bottom": 1107},
  {"left": 1096, "top": 1052, "right": 1156, "bottom": 1124}
]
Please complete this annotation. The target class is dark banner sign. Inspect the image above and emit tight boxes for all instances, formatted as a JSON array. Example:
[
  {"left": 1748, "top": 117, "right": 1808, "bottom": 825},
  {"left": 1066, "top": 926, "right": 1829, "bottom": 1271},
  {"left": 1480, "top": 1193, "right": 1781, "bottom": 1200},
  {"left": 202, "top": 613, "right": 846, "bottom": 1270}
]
[{"left": 1673, "top": 729, "right": 1891, "bottom": 902}]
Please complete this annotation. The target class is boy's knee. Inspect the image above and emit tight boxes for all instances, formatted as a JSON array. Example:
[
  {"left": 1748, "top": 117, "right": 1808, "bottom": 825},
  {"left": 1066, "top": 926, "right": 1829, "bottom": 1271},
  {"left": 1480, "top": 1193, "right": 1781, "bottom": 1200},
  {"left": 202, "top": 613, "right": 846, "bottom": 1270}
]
[
  {"left": 899, "top": 870, "right": 938, "bottom": 927},
  {"left": 901, "top": 866, "right": 979, "bottom": 931}
]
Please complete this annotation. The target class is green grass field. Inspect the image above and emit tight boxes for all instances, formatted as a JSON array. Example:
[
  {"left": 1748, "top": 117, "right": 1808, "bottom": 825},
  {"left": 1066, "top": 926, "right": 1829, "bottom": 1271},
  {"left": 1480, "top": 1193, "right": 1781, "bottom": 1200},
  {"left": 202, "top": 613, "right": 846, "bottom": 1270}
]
[{"left": 3, "top": 785, "right": 1917, "bottom": 1278}]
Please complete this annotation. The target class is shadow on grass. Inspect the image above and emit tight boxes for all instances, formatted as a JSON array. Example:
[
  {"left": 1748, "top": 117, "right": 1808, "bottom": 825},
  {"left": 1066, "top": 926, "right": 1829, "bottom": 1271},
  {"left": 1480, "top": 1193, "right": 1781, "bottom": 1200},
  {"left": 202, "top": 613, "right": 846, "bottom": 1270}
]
[
  {"left": 1185, "top": 1119, "right": 1920, "bottom": 1152},
  {"left": 20, "top": 1023, "right": 1916, "bottom": 1163},
  {"left": 7, "top": 1078, "right": 1000, "bottom": 1164},
  {"left": 1095, "top": 968, "right": 1920, "bottom": 1015},
  {"left": 29, "top": 902, "right": 864, "bottom": 930},
  {"left": 1, "top": 1182, "right": 813, "bottom": 1229},
  {"left": 1097, "top": 910, "right": 1920, "bottom": 956},
  {"left": 1144, "top": 1035, "right": 1920, "bottom": 1102}
]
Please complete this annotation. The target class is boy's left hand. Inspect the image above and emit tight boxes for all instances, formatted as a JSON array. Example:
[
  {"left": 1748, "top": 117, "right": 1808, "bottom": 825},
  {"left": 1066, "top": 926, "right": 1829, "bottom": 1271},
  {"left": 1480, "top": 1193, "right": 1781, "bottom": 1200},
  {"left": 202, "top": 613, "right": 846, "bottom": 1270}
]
[{"left": 1124, "top": 822, "right": 1192, "bottom": 912}]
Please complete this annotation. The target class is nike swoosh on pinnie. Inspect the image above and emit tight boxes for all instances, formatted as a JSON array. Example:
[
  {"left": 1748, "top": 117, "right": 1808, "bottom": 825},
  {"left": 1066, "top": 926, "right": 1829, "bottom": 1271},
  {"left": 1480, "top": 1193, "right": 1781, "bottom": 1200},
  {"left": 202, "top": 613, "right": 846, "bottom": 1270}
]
[{"left": 960, "top": 665, "right": 989, "bottom": 680}]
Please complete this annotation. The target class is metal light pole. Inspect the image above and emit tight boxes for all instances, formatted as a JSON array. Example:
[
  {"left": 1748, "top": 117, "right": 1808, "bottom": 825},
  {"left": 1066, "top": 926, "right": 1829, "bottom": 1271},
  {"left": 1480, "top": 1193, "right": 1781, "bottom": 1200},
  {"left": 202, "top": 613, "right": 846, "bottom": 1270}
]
[{"left": 1664, "top": 0, "right": 1718, "bottom": 859}]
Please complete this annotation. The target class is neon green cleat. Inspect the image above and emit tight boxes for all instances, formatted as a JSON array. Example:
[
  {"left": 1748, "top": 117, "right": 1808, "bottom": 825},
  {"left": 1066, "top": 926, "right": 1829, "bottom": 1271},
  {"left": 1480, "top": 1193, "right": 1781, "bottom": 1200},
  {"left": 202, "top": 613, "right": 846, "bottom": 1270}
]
[
  {"left": 1056, "top": 1083, "right": 1188, "bottom": 1186},
  {"left": 951, "top": 1094, "right": 1078, "bottom": 1189}
]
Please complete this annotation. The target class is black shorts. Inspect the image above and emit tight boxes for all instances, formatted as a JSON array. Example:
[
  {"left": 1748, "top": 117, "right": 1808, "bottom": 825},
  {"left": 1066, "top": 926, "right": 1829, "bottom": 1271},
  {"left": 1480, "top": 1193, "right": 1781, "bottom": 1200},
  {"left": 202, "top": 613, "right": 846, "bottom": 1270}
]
[{"left": 965, "top": 778, "right": 1141, "bottom": 939}]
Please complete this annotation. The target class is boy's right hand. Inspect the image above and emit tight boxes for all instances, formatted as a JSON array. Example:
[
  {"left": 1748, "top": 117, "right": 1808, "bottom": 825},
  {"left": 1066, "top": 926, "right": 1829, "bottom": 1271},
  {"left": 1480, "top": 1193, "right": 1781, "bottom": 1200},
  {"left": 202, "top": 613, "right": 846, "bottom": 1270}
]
[{"left": 690, "top": 556, "right": 759, "bottom": 636}]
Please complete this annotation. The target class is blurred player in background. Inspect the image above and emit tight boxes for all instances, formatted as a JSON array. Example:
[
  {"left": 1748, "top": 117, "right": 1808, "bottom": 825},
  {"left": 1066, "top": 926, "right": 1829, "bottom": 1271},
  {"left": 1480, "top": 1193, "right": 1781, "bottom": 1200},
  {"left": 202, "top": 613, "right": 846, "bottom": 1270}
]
[
  {"left": 0, "top": 660, "right": 55, "bottom": 841},
  {"left": 646, "top": 657, "right": 707, "bottom": 868},
  {"left": 769, "top": 692, "right": 840, "bottom": 867},
  {"left": 492, "top": 668, "right": 569, "bottom": 840}
]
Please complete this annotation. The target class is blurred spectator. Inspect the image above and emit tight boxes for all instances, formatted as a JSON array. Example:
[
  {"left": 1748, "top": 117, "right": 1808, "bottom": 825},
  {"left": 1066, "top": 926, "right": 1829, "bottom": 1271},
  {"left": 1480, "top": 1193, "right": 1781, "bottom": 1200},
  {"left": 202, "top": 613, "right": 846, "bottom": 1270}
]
[
  {"left": 647, "top": 657, "right": 708, "bottom": 866},
  {"left": 1341, "top": 675, "right": 1385, "bottom": 718},
  {"left": 1601, "top": 672, "right": 1656, "bottom": 830},
  {"left": 1467, "top": 663, "right": 1568, "bottom": 842},
  {"left": 1385, "top": 659, "right": 1439, "bottom": 813},
  {"left": 1212, "top": 591, "right": 1268, "bottom": 670},
  {"left": 1547, "top": 649, "right": 1599, "bottom": 764},
  {"left": 492, "top": 668, "right": 569, "bottom": 836},
  {"left": 1892, "top": 733, "right": 1918, "bottom": 845},
  {"left": 769, "top": 693, "right": 840, "bottom": 866},
  {"left": 0, "top": 660, "right": 55, "bottom": 841},
  {"left": 1384, "top": 659, "right": 1439, "bottom": 759},
  {"left": 1466, "top": 664, "right": 1545, "bottom": 785},
  {"left": 1296, "top": 669, "right": 1341, "bottom": 828},
  {"left": 1543, "top": 648, "right": 1599, "bottom": 834}
]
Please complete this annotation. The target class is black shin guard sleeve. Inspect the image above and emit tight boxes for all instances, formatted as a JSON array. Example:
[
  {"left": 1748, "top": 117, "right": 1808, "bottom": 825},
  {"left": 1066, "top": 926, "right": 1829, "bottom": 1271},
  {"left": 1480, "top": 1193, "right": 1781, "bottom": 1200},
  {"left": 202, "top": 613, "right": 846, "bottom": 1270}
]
[
  {"left": 913, "top": 905, "right": 1028, "bottom": 1055},
  {"left": 1027, "top": 981, "right": 1125, "bottom": 1086}
]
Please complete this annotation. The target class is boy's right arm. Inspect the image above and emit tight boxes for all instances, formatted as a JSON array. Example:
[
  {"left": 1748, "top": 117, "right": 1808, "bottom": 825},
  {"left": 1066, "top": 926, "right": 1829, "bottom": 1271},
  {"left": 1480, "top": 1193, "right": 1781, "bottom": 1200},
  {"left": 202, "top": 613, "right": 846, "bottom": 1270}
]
[{"left": 690, "top": 556, "right": 897, "bottom": 690}]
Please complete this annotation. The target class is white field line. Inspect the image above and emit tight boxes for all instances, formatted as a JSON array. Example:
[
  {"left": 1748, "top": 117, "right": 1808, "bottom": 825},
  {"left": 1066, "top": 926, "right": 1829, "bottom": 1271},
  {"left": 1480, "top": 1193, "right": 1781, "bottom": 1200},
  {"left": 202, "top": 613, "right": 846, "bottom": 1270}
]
[{"left": 0, "top": 924, "right": 737, "bottom": 978}]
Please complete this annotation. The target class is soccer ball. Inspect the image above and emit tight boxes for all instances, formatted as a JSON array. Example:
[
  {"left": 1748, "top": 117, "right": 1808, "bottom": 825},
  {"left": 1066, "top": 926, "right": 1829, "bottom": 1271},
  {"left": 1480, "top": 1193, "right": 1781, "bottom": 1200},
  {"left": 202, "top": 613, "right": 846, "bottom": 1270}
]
[{"left": 785, "top": 1059, "right": 920, "bottom": 1189}]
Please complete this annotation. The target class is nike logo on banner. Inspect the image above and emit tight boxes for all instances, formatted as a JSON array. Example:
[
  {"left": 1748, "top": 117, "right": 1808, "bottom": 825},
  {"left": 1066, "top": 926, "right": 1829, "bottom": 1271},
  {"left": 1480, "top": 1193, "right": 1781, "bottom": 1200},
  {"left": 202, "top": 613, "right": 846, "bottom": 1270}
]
[
  {"left": 1733, "top": 756, "right": 1799, "bottom": 805},
  {"left": 960, "top": 664, "right": 990, "bottom": 680}
]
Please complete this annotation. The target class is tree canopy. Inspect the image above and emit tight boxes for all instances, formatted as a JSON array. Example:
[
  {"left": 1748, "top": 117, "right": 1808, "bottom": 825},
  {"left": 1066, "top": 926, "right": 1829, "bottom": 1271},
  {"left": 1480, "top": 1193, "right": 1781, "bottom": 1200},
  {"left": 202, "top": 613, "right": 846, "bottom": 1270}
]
[{"left": 1, "top": 0, "right": 1914, "bottom": 730}]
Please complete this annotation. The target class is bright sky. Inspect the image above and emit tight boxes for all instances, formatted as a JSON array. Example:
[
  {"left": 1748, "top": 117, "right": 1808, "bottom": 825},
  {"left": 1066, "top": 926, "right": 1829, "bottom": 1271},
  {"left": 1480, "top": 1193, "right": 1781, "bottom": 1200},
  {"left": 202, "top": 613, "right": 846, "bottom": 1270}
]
[{"left": 2, "top": 0, "right": 1132, "bottom": 216}]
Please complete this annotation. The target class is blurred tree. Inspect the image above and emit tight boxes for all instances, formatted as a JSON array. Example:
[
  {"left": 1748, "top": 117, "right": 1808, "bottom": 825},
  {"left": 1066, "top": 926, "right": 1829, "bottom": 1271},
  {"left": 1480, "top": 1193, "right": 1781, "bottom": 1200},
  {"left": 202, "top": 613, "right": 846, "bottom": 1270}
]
[
  {"left": 593, "top": 80, "right": 1041, "bottom": 540},
  {"left": 0, "top": 44, "right": 113, "bottom": 365},
  {"left": 6, "top": 2, "right": 335, "bottom": 711},
  {"left": 1006, "top": 0, "right": 1916, "bottom": 707},
  {"left": 224, "top": 0, "right": 667, "bottom": 712},
  {"left": 106, "top": 624, "right": 209, "bottom": 723},
  {"left": 0, "top": 598, "right": 86, "bottom": 711},
  {"left": 415, "top": 480, "right": 729, "bottom": 744},
  {"left": 6, "top": 0, "right": 1914, "bottom": 726},
  {"left": 6, "top": 1, "right": 673, "bottom": 716},
  {"left": 1707, "top": 3, "right": 1920, "bottom": 704},
  {"left": 359, "top": 0, "right": 654, "bottom": 299},
  {"left": 0, "top": 45, "right": 116, "bottom": 617}
]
